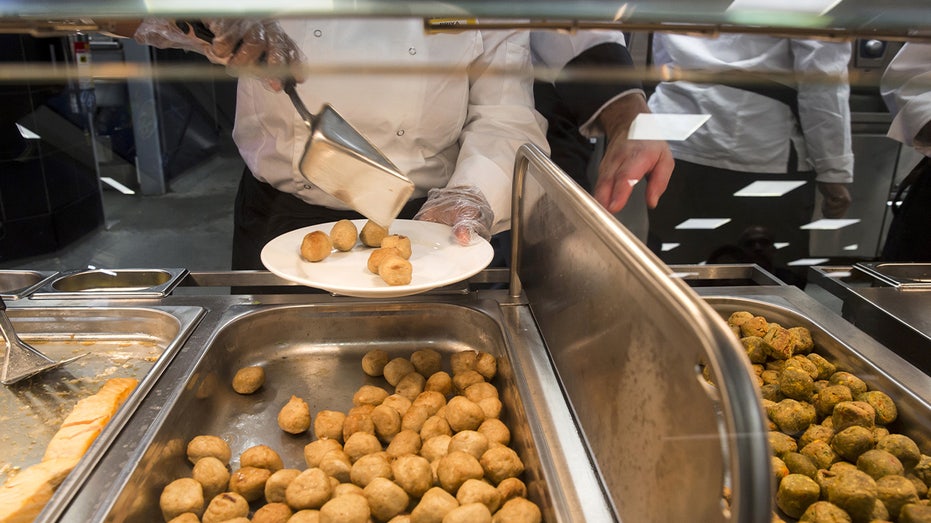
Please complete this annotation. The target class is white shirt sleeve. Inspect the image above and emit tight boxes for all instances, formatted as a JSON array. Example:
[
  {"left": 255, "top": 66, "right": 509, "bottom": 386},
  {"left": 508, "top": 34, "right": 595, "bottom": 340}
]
[
  {"left": 530, "top": 30, "right": 626, "bottom": 71},
  {"left": 450, "top": 28, "right": 550, "bottom": 234},
  {"left": 881, "top": 43, "right": 931, "bottom": 156}
]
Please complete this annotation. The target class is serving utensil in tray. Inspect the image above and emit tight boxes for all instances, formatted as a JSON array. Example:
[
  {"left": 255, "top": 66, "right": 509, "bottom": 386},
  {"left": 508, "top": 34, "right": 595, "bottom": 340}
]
[{"left": 0, "top": 296, "right": 86, "bottom": 385}]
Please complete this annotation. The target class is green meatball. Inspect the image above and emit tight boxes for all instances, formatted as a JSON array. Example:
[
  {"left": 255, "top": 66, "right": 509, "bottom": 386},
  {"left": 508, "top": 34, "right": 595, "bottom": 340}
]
[
  {"left": 900, "top": 503, "right": 931, "bottom": 523},
  {"left": 771, "top": 399, "right": 817, "bottom": 436},
  {"left": 760, "top": 384, "right": 784, "bottom": 403},
  {"left": 786, "top": 355, "right": 821, "bottom": 380},
  {"left": 825, "top": 469, "right": 878, "bottom": 521},
  {"left": 790, "top": 327, "right": 815, "bottom": 354},
  {"left": 905, "top": 473, "right": 928, "bottom": 498},
  {"left": 780, "top": 367, "right": 816, "bottom": 402},
  {"left": 876, "top": 434, "right": 922, "bottom": 471},
  {"left": 815, "top": 386, "right": 853, "bottom": 420},
  {"left": 799, "top": 500, "right": 852, "bottom": 523},
  {"left": 740, "top": 336, "right": 769, "bottom": 364},
  {"left": 784, "top": 452, "right": 819, "bottom": 479},
  {"left": 777, "top": 474, "right": 821, "bottom": 519},
  {"left": 799, "top": 424, "right": 835, "bottom": 449},
  {"left": 770, "top": 431, "right": 799, "bottom": 458},
  {"left": 831, "top": 426, "right": 875, "bottom": 462},
  {"left": 802, "top": 440, "right": 840, "bottom": 470},
  {"left": 829, "top": 372, "right": 868, "bottom": 396},
  {"left": 764, "top": 324, "right": 796, "bottom": 360},
  {"left": 877, "top": 475, "right": 920, "bottom": 520},
  {"left": 913, "top": 455, "right": 931, "bottom": 486},
  {"left": 856, "top": 390, "right": 898, "bottom": 425},
  {"left": 858, "top": 449, "right": 905, "bottom": 480},
  {"left": 773, "top": 456, "right": 790, "bottom": 484},
  {"left": 832, "top": 401, "right": 876, "bottom": 432}
]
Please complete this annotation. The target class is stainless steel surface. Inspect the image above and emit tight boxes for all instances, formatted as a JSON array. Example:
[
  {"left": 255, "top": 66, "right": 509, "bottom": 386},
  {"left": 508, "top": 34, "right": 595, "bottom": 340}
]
[
  {"left": 0, "top": 270, "right": 57, "bottom": 300},
  {"left": 0, "top": 303, "right": 203, "bottom": 520},
  {"left": 0, "top": 296, "right": 88, "bottom": 385},
  {"left": 287, "top": 81, "right": 414, "bottom": 229},
  {"left": 667, "top": 263, "right": 787, "bottom": 286},
  {"left": 72, "top": 299, "right": 609, "bottom": 522},
  {"left": 856, "top": 261, "right": 931, "bottom": 288},
  {"left": 509, "top": 143, "right": 772, "bottom": 523},
  {"left": 809, "top": 264, "right": 931, "bottom": 375},
  {"left": 30, "top": 268, "right": 188, "bottom": 299},
  {"left": 695, "top": 287, "right": 931, "bottom": 454}
]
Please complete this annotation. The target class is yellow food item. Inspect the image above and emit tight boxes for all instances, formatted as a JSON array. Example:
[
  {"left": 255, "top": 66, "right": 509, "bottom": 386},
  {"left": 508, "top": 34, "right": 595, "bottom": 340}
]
[
  {"left": 378, "top": 255, "right": 412, "bottom": 286},
  {"left": 360, "top": 221, "right": 389, "bottom": 247},
  {"left": 330, "top": 220, "right": 359, "bottom": 252},
  {"left": 380, "top": 235, "right": 412, "bottom": 259},
  {"left": 301, "top": 231, "right": 333, "bottom": 262},
  {"left": 0, "top": 378, "right": 137, "bottom": 523},
  {"left": 367, "top": 247, "right": 402, "bottom": 274}
]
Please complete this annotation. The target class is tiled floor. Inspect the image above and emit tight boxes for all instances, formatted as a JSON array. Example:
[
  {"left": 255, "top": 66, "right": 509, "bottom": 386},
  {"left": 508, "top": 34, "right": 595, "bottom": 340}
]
[{"left": 1, "top": 153, "right": 242, "bottom": 273}]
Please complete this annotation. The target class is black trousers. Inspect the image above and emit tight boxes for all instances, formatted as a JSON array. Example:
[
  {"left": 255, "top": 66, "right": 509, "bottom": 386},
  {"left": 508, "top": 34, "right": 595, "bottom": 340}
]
[
  {"left": 882, "top": 157, "right": 931, "bottom": 262},
  {"left": 231, "top": 168, "right": 426, "bottom": 271}
]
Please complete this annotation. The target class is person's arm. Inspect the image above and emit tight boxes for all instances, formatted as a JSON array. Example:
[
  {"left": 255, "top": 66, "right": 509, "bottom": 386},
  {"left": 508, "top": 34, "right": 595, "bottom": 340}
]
[
  {"left": 416, "top": 28, "right": 549, "bottom": 244},
  {"left": 792, "top": 39, "right": 855, "bottom": 218},
  {"left": 881, "top": 42, "right": 931, "bottom": 155},
  {"left": 545, "top": 34, "right": 674, "bottom": 212}
]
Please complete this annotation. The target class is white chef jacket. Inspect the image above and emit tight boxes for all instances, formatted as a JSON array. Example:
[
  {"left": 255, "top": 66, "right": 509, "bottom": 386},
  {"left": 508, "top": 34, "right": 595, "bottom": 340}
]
[
  {"left": 881, "top": 43, "right": 931, "bottom": 156},
  {"left": 648, "top": 34, "right": 854, "bottom": 183},
  {"left": 233, "top": 18, "right": 548, "bottom": 234},
  {"left": 529, "top": 30, "right": 645, "bottom": 136}
]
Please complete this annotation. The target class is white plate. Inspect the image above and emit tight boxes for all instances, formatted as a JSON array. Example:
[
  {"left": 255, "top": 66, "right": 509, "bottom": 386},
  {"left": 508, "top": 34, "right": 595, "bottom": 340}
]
[{"left": 261, "top": 219, "right": 494, "bottom": 298}]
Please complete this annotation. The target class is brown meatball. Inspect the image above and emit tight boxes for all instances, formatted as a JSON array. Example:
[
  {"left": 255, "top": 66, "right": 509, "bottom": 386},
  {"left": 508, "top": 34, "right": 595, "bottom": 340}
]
[
  {"left": 396, "top": 372, "right": 427, "bottom": 402},
  {"left": 380, "top": 234, "right": 412, "bottom": 259},
  {"left": 425, "top": 372, "right": 454, "bottom": 396},
  {"left": 350, "top": 453, "right": 393, "bottom": 488},
  {"left": 330, "top": 219, "right": 358, "bottom": 252},
  {"left": 446, "top": 396, "right": 485, "bottom": 432},
  {"left": 815, "top": 385, "right": 853, "bottom": 420},
  {"left": 764, "top": 324, "right": 796, "bottom": 360},
  {"left": 806, "top": 353, "right": 836, "bottom": 380},
  {"left": 452, "top": 370, "right": 485, "bottom": 394},
  {"left": 364, "top": 476, "right": 409, "bottom": 522},
  {"left": 769, "top": 399, "right": 817, "bottom": 436},
  {"left": 448, "top": 431, "right": 490, "bottom": 461},
  {"left": 473, "top": 352, "right": 498, "bottom": 380},
  {"left": 832, "top": 401, "right": 876, "bottom": 432},
  {"left": 192, "top": 456, "right": 230, "bottom": 502},
  {"left": 411, "top": 349, "right": 443, "bottom": 377},
  {"left": 319, "top": 493, "right": 371, "bottom": 523},
  {"left": 343, "top": 431, "right": 383, "bottom": 463},
  {"left": 278, "top": 395, "right": 312, "bottom": 434},
  {"left": 769, "top": 431, "right": 799, "bottom": 458},
  {"left": 241, "top": 444, "right": 284, "bottom": 472},
  {"left": 496, "top": 478, "right": 527, "bottom": 502},
  {"left": 371, "top": 404, "right": 403, "bottom": 443},
  {"left": 480, "top": 446, "right": 525, "bottom": 485},
  {"left": 386, "top": 429, "right": 422, "bottom": 458},
  {"left": 798, "top": 501, "right": 851, "bottom": 522},
  {"left": 362, "top": 349, "right": 390, "bottom": 377},
  {"left": 829, "top": 372, "right": 868, "bottom": 396},
  {"left": 304, "top": 439, "right": 343, "bottom": 468},
  {"left": 265, "top": 468, "right": 301, "bottom": 504},
  {"left": 780, "top": 367, "right": 815, "bottom": 402},
  {"left": 286, "top": 468, "right": 333, "bottom": 510},
  {"left": 831, "top": 426, "right": 875, "bottom": 462},
  {"left": 314, "top": 410, "right": 347, "bottom": 442},
  {"left": 856, "top": 390, "right": 898, "bottom": 425},
  {"left": 799, "top": 424, "right": 834, "bottom": 449},
  {"left": 739, "top": 315, "right": 769, "bottom": 338},
  {"left": 801, "top": 440, "right": 839, "bottom": 470},
  {"left": 436, "top": 451, "right": 485, "bottom": 493},
  {"left": 491, "top": 498, "right": 541, "bottom": 523},
  {"left": 392, "top": 454, "right": 434, "bottom": 498},
  {"left": 478, "top": 419, "right": 511, "bottom": 447},
  {"left": 202, "top": 492, "right": 249, "bottom": 523},
  {"left": 784, "top": 452, "right": 818, "bottom": 479},
  {"left": 384, "top": 358, "right": 417, "bottom": 387},
  {"left": 877, "top": 474, "right": 920, "bottom": 520},
  {"left": 229, "top": 466, "right": 271, "bottom": 502},
  {"left": 231, "top": 366, "right": 265, "bottom": 394},
  {"left": 877, "top": 434, "right": 922, "bottom": 471},
  {"left": 825, "top": 469, "right": 878, "bottom": 520},
  {"left": 444, "top": 503, "right": 492, "bottom": 523},
  {"left": 160, "top": 478, "right": 204, "bottom": 521},
  {"left": 343, "top": 410, "right": 376, "bottom": 440},
  {"left": 410, "top": 487, "right": 459, "bottom": 523},
  {"left": 379, "top": 255, "right": 413, "bottom": 286},
  {"left": 360, "top": 220, "right": 389, "bottom": 247},
  {"left": 253, "top": 502, "right": 293, "bottom": 523},
  {"left": 187, "top": 435, "right": 231, "bottom": 465},
  {"left": 318, "top": 451, "right": 352, "bottom": 484},
  {"left": 858, "top": 449, "right": 905, "bottom": 480},
  {"left": 457, "top": 479, "right": 502, "bottom": 514},
  {"left": 301, "top": 231, "right": 333, "bottom": 262},
  {"left": 382, "top": 394, "right": 413, "bottom": 417},
  {"left": 368, "top": 247, "right": 403, "bottom": 274}
]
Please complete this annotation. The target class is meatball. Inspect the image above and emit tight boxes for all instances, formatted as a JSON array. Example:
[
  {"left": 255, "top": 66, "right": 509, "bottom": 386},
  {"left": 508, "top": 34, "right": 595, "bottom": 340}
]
[
  {"left": 448, "top": 431, "right": 490, "bottom": 461},
  {"left": 314, "top": 410, "right": 347, "bottom": 441},
  {"left": 780, "top": 367, "right": 815, "bottom": 402},
  {"left": 379, "top": 255, "right": 413, "bottom": 286},
  {"left": 381, "top": 234, "right": 413, "bottom": 259},
  {"left": 829, "top": 372, "right": 868, "bottom": 396},
  {"left": 858, "top": 449, "right": 905, "bottom": 480},
  {"left": 343, "top": 410, "right": 376, "bottom": 440},
  {"left": 801, "top": 440, "right": 840, "bottom": 470},
  {"left": 160, "top": 478, "right": 204, "bottom": 521},
  {"left": 480, "top": 446, "right": 525, "bottom": 485},
  {"left": 350, "top": 453, "right": 393, "bottom": 488},
  {"left": 392, "top": 454, "right": 433, "bottom": 498},
  {"left": 425, "top": 372, "right": 453, "bottom": 396},
  {"left": 790, "top": 326, "right": 815, "bottom": 353},
  {"left": 764, "top": 324, "right": 796, "bottom": 360},
  {"left": 278, "top": 395, "right": 312, "bottom": 434},
  {"left": 364, "top": 477, "right": 410, "bottom": 522},
  {"left": 856, "top": 390, "right": 898, "bottom": 425},
  {"left": 477, "top": 419, "right": 511, "bottom": 447},
  {"left": 421, "top": 435, "right": 453, "bottom": 462},
  {"left": 319, "top": 493, "right": 371, "bottom": 523},
  {"left": 446, "top": 397, "right": 485, "bottom": 432},
  {"left": 301, "top": 231, "right": 333, "bottom": 262},
  {"left": 229, "top": 466, "right": 271, "bottom": 502},
  {"left": 343, "top": 431, "right": 383, "bottom": 463},
  {"left": 876, "top": 434, "right": 922, "bottom": 471},
  {"left": 456, "top": 479, "right": 502, "bottom": 514},
  {"left": 776, "top": 473, "right": 821, "bottom": 519},
  {"left": 783, "top": 452, "right": 818, "bottom": 479},
  {"left": 436, "top": 451, "right": 485, "bottom": 493},
  {"left": 452, "top": 371, "right": 485, "bottom": 394},
  {"left": 192, "top": 456, "right": 230, "bottom": 501},
  {"left": 491, "top": 498, "right": 541, "bottom": 523},
  {"left": 187, "top": 435, "right": 231, "bottom": 465},
  {"left": 330, "top": 219, "right": 358, "bottom": 251},
  {"left": 304, "top": 439, "right": 343, "bottom": 468},
  {"left": 832, "top": 401, "right": 876, "bottom": 432},
  {"left": 265, "top": 468, "right": 301, "bottom": 504},
  {"left": 815, "top": 385, "right": 853, "bottom": 420},
  {"left": 382, "top": 394, "right": 413, "bottom": 417},
  {"left": 396, "top": 372, "right": 427, "bottom": 402},
  {"left": 384, "top": 358, "right": 417, "bottom": 387},
  {"left": 286, "top": 468, "right": 334, "bottom": 510},
  {"left": 825, "top": 469, "right": 878, "bottom": 521},
  {"left": 411, "top": 349, "right": 442, "bottom": 377},
  {"left": 412, "top": 391, "right": 447, "bottom": 416},
  {"left": 798, "top": 501, "right": 851, "bottom": 523},
  {"left": 877, "top": 474, "right": 920, "bottom": 520},
  {"left": 202, "top": 492, "right": 249, "bottom": 523},
  {"left": 739, "top": 315, "right": 769, "bottom": 338},
  {"left": 241, "top": 444, "right": 284, "bottom": 472},
  {"left": 360, "top": 220, "right": 389, "bottom": 247},
  {"left": 411, "top": 487, "right": 459, "bottom": 523},
  {"left": 231, "top": 366, "right": 265, "bottom": 394},
  {"left": 362, "top": 349, "right": 390, "bottom": 377},
  {"left": 386, "top": 429, "right": 422, "bottom": 458},
  {"left": 496, "top": 478, "right": 527, "bottom": 502},
  {"left": 769, "top": 399, "right": 817, "bottom": 436},
  {"left": 443, "top": 503, "right": 492, "bottom": 523},
  {"left": 769, "top": 431, "right": 799, "bottom": 458},
  {"left": 831, "top": 426, "right": 875, "bottom": 462},
  {"left": 253, "top": 502, "right": 293, "bottom": 523},
  {"left": 806, "top": 353, "right": 836, "bottom": 381},
  {"left": 371, "top": 404, "right": 403, "bottom": 443},
  {"left": 473, "top": 352, "right": 497, "bottom": 380}
]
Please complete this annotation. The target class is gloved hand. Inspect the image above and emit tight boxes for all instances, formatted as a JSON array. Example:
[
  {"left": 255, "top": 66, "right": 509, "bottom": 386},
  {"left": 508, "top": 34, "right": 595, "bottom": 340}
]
[
  {"left": 817, "top": 182, "right": 852, "bottom": 219},
  {"left": 414, "top": 186, "right": 494, "bottom": 246},
  {"left": 133, "top": 18, "right": 303, "bottom": 91}
]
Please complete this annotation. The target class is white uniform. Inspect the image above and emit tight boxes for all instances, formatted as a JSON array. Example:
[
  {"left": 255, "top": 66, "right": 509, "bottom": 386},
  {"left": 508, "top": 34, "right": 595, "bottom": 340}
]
[
  {"left": 881, "top": 42, "right": 931, "bottom": 156},
  {"left": 233, "top": 18, "right": 548, "bottom": 234},
  {"left": 648, "top": 34, "right": 854, "bottom": 184}
]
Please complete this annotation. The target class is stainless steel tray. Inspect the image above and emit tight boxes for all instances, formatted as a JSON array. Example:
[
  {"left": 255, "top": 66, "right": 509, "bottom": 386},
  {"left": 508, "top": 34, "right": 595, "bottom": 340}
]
[
  {"left": 29, "top": 268, "right": 188, "bottom": 299},
  {"left": 90, "top": 300, "right": 604, "bottom": 522},
  {"left": 0, "top": 270, "right": 58, "bottom": 300},
  {"left": 1, "top": 304, "right": 204, "bottom": 520}
]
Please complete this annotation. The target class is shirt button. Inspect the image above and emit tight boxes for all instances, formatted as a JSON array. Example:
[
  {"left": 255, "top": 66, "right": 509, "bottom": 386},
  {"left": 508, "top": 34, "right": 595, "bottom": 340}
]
[
  {"left": 408, "top": 47, "right": 417, "bottom": 55},
  {"left": 313, "top": 29, "right": 323, "bottom": 37},
  {"left": 304, "top": 183, "right": 312, "bottom": 190},
  {"left": 396, "top": 129, "right": 405, "bottom": 136}
]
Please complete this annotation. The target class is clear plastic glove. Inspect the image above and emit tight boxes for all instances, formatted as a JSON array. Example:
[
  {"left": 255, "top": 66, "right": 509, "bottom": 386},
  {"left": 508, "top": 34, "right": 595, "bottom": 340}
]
[
  {"left": 414, "top": 186, "right": 494, "bottom": 246},
  {"left": 133, "top": 18, "right": 303, "bottom": 91},
  {"left": 817, "top": 182, "right": 852, "bottom": 219}
]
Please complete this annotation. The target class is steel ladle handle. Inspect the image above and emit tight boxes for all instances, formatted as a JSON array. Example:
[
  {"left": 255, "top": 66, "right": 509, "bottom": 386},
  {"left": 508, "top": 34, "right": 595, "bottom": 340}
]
[{"left": 284, "top": 79, "right": 316, "bottom": 129}]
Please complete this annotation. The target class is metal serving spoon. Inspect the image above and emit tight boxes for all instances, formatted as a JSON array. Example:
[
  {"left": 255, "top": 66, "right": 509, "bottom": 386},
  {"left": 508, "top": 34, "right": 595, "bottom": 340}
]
[{"left": 0, "top": 296, "right": 87, "bottom": 385}]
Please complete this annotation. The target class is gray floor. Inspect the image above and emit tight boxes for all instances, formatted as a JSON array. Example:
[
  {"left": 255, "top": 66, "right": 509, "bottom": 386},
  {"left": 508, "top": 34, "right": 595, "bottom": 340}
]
[{"left": 1, "top": 154, "right": 242, "bottom": 273}]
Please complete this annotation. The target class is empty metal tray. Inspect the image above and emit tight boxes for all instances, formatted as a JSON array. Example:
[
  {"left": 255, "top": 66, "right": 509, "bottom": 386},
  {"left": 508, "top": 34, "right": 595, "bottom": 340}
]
[{"left": 29, "top": 268, "right": 188, "bottom": 299}]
